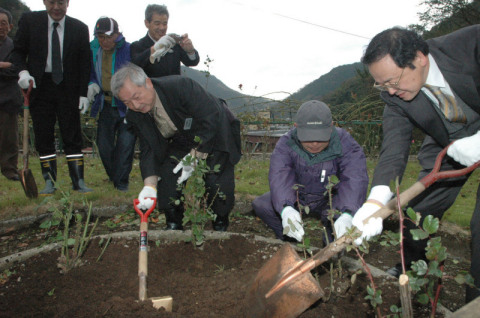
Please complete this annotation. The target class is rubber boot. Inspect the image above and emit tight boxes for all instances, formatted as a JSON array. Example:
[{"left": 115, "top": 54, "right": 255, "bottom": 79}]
[
  {"left": 39, "top": 155, "right": 57, "bottom": 195},
  {"left": 213, "top": 214, "right": 229, "bottom": 232},
  {"left": 164, "top": 207, "right": 184, "bottom": 230},
  {"left": 67, "top": 156, "right": 93, "bottom": 193}
]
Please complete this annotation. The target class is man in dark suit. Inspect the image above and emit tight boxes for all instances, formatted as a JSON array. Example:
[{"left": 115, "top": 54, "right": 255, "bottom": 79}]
[
  {"left": 111, "top": 63, "right": 241, "bottom": 231},
  {"left": 130, "top": 4, "right": 200, "bottom": 78},
  {"left": 10, "top": 0, "right": 92, "bottom": 194},
  {"left": 352, "top": 25, "right": 480, "bottom": 302}
]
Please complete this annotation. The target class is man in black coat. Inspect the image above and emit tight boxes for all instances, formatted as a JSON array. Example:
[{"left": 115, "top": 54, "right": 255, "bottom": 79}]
[
  {"left": 111, "top": 63, "right": 241, "bottom": 231},
  {"left": 10, "top": 0, "right": 92, "bottom": 194},
  {"left": 130, "top": 4, "right": 200, "bottom": 78},
  {"left": 352, "top": 25, "right": 480, "bottom": 302},
  {"left": 0, "top": 7, "right": 22, "bottom": 181}
]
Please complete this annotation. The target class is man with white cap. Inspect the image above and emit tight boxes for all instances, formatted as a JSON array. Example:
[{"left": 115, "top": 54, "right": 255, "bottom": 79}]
[
  {"left": 86, "top": 17, "right": 136, "bottom": 192},
  {"left": 252, "top": 100, "right": 369, "bottom": 243}
]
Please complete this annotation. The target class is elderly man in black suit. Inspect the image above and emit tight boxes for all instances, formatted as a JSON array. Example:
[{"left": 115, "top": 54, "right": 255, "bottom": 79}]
[
  {"left": 10, "top": 0, "right": 92, "bottom": 194},
  {"left": 111, "top": 63, "right": 241, "bottom": 232},
  {"left": 352, "top": 25, "right": 480, "bottom": 302}
]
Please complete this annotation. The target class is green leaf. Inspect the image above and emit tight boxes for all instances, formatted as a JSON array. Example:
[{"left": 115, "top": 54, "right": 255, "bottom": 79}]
[
  {"left": 410, "top": 229, "right": 429, "bottom": 240},
  {"left": 423, "top": 215, "right": 439, "bottom": 234},
  {"left": 427, "top": 261, "right": 443, "bottom": 278},
  {"left": 406, "top": 207, "right": 421, "bottom": 225},
  {"left": 417, "top": 293, "right": 429, "bottom": 305},
  {"left": 412, "top": 260, "right": 428, "bottom": 276}
]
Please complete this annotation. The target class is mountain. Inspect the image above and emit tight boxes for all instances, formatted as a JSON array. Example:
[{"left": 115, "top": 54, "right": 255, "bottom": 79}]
[
  {"left": 181, "top": 66, "right": 276, "bottom": 114},
  {"left": 285, "top": 62, "right": 364, "bottom": 103}
]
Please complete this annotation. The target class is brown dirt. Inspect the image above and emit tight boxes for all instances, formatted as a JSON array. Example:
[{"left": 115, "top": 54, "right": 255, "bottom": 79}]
[{"left": 0, "top": 197, "right": 472, "bottom": 317}]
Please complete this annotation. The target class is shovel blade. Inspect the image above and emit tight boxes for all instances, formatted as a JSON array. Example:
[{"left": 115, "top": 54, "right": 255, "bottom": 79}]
[
  {"left": 19, "top": 168, "right": 38, "bottom": 198},
  {"left": 245, "top": 243, "right": 324, "bottom": 318}
]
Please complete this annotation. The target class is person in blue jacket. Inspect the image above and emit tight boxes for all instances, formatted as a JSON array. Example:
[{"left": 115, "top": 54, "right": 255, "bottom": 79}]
[
  {"left": 85, "top": 17, "right": 136, "bottom": 191},
  {"left": 252, "top": 100, "right": 369, "bottom": 243}
]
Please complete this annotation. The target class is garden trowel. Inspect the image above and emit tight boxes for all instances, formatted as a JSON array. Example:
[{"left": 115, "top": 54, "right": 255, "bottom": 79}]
[{"left": 134, "top": 198, "right": 173, "bottom": 311}]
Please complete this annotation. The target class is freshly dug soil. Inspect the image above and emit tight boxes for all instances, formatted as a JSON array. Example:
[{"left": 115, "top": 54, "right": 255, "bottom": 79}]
[{"left": 0, "top": 199, "right": 472, "bottom": 317}]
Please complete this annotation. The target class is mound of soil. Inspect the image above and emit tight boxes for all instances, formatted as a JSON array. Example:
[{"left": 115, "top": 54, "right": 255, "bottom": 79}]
[{"left": 0, "top": 198, "right": 472, "bottom": 317}]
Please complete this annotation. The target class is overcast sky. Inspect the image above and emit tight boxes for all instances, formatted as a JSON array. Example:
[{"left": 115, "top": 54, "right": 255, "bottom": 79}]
[{"left": 20, "top": 0, "right": 422, "bottom": 99}]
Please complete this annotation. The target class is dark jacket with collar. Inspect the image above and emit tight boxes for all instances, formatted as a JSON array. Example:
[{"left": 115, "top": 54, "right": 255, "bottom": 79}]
[
  {"left": 10, "top": 10, "right": 91, "bottom": 103},
  {"left": 126, "top": 75, "right": 241, "bottom": 180},
  {"left": 268, "top": 127, "right": 368, "bottom": 217},
  {"left": 372, "top": 24, "right": 480, "bottom": 187},
  {"left": 130, "top": 33, "right": 199, "bottom": 78}
]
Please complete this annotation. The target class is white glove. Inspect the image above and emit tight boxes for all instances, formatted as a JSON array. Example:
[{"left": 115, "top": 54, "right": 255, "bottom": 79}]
[
  {"left": 447, "top": 131, "right": 480, "bottom": 166},
  {"left": 352, "top": 202, "right": 383, "bottom": 245},
  {"left": 151, "top": 35, "right": 176, "bottom": 63},
  {"left": 137, "top": 185, "right": 157, "bottom": 210},
  {"left": 78, "top": 96, "right": 90, "bottom": 114},
  {"left": 334, "top": 213, "right": 353, "bottom": 238},
  {"left": 352, "top": 185, "right": 393, "bottom": 245},
  {"left": 281, "top": 206, "right": 304, "bottom": 242},
  {"left": 87, "top": 83, "right": 100, "bottom": 104},
  {"left": 153, "top": 35, "right": 176, "bottom": 51},
  {"left": 172, "top": 154, "right": 196, "bottom": 184},
  {"left": 18, "top": 70, "right": 36, "bottom": 89}
]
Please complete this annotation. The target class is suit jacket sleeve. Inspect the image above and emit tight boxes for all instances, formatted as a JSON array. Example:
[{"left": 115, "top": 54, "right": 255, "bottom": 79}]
[
  {"left": 130, "top": 37, "right": 152, "bottom": 69},
  {"left": 9, "top": 12, "right": 32, "bottom": 72},
  {"left": 159, "top": 77, "right": 221, "bottom": 154},
  {"left": 372, "top": 99, "right": 414, "bottom": 187},
  {"left": 75, "top": 21, "right": 91, "bottom": 97}
]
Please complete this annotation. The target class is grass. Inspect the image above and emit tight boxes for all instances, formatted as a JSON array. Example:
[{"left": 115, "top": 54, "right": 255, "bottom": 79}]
[{"left": 1, "top": 154, "right": 478, "bottom": 228}]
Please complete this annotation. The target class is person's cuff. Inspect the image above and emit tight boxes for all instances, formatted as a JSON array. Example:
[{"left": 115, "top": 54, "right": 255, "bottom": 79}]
[
  {"left": 367, "top": 185, "right": 393, "bottom": 205},
  {"left": 187, "top": 51, "right": 196, "bottom": 60}
]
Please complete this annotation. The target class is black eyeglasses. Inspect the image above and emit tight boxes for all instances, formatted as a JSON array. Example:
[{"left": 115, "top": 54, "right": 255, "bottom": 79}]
[{"left": 373, "top": 68, "right": 405, "bottom": 91}]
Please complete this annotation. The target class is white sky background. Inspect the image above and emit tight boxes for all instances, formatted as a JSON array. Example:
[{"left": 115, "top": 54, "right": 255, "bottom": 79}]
[{"left": 20, "top": 0, "right": 422, "bottom": 98}]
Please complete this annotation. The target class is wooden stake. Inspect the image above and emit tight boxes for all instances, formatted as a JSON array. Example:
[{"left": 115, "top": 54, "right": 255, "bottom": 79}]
[{"left": 399, "top": 274, "right": 413, "bottom": 318}]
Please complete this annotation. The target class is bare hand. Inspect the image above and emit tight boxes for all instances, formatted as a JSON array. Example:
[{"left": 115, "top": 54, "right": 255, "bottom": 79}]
[{"left": 179, "top": 33, "right": 195, "bottom": 54}]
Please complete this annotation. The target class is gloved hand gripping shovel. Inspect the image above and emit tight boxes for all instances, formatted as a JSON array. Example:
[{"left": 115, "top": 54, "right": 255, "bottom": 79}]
[
  {"left": 245, "top": 144, "right": 480, "bottom": 318},
  {"left": 18, "top": 81, "right": 38, "bottom": 198},
  {"left": 134, "top": 198, "right": 173, "bottom": 311}
]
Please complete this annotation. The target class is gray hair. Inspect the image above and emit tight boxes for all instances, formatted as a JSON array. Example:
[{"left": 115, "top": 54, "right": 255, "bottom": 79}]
[
  {"left": 111, "top": 63, "right": 148, "bottom": 97},
  {"left": 145, "top": 4, "right": 169, "bottom": 22},
  {"left": 0, "top": 7, "right": 13, "bottom": 24}
]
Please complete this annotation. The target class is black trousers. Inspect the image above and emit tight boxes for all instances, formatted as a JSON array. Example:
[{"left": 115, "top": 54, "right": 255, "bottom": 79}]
[
  {"left": 403, "top": 136, "right": 480, "bottom": 300},
  {"left": 156, "top": 138, "right": 235, "bottom": 219},
  {"left": 29, "top": 74, "right": 83, "bottom": 156}
]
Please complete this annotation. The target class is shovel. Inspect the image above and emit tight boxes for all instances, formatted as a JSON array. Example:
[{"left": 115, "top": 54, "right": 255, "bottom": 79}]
[
  {"left": 18, "top": 81, "right": 38, "bottom": 198},
  {"left": 133, "top": 198, "right": 173, "bottom": 311},
  {"left": 245, "top": 144, "right": 480, "bottom": 318}
]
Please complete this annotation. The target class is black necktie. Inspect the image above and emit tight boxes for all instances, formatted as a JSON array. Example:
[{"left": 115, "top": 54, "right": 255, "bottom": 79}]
[{"left": 51, "top": 22, "right": 63, "bottom": 84}]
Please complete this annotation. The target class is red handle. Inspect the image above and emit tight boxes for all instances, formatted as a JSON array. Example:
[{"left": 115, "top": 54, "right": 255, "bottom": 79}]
[
  {"left": 134, "top": 198, "right": 157, "bottom": 222},
  {"left": 21, "top": 81, "right": 34, "bottom": 107},
  {"left": 420, "top": 142, "right": 480, "bottom": 188}
]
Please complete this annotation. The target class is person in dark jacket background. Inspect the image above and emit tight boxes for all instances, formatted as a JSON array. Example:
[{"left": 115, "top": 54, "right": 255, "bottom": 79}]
[
  {"left": 85, "top": 17, "right": 136, "bottom": 192},
  {"left": 0, "top": 7, "right": 22, "bottom": 181},
  {"left": 130, "top": 4, "right": 199, "bottom": 78},
  {"left": 253, "top": 100, "right": 368, "bottom": 242},
  {"left": 111, "top": 63, "right": 241, "bottom": 232}
]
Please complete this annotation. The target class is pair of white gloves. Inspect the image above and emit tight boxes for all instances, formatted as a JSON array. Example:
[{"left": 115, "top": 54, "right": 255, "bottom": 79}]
[
  {"left": 281, "top": 206, "right": 353, "bottom": 242},
  {"left": 353, "top": 131, "right": 480, "bottom": 245},
  {"left": 18, "top": 70, "right": 90, "bottom": 114},
  {"left": 136, "top": 154, "right": 197, "bottom": 209},
  {"left": 150, "top": 35, "right": 176, "bottom": 63}
]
